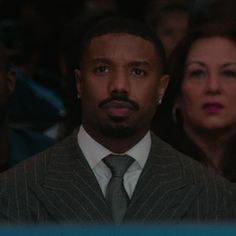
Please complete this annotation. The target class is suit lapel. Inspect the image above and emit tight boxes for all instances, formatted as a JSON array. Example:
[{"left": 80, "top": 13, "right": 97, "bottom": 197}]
[
  {"left": 125, "top": 135, "right": 202, "bottom": 223},
  {"left": 28, "top": 131, "right": 202, "bottom": 223},
  {"left": 29, "top": 131, "right": 112, "bottom": 223}
]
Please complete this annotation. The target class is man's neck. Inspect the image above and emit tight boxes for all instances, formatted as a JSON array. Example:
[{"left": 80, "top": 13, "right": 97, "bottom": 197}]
[{"left": 82, "top": 125, "right": 149, "bottom": 153}]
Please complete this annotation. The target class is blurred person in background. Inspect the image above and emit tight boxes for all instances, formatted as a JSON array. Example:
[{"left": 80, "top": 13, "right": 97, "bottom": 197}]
[
  {"left": 0, "top": 19, "right": 67, "bottom": 140},
  {"left": 0, "top": 42, "right": 55, "bottom": 172},
  {"left": 144, "top": 0, "right": 193, "bottom": 58},
  {"left": 189, "top": 0, "right": 236, "bottom": 28}
]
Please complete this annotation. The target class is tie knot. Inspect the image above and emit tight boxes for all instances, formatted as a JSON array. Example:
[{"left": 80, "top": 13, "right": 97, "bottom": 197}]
[{"left": 103, "top": 154, "right": 134, "bottom": 177}]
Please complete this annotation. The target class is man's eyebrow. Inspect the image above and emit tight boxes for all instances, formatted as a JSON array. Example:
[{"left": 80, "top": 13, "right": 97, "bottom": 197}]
[
  {"left": 91, "top": 58, "right": 152, "bottom": 67},
  {"left": 91, "top": 58, "right": 111, "bottom": 64}
]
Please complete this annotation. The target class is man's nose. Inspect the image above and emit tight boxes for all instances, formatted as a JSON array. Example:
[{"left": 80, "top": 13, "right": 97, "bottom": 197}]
[{"left": 109, "top": 70, "right": 130, "bottom": 94}]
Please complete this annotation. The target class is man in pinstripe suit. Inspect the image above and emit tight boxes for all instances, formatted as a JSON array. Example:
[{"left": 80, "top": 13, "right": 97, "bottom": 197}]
[{"left": 0, "top": 15, "right": 234, "bottom": 224}]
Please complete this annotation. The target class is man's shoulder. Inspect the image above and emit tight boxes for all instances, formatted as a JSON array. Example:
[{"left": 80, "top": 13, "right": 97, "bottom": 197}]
[
  {"left": 150, "top": 134, "right": 235, "bottom": 220},
  {"left": 0, "top": 130, "right": 81, "bottom": 185},
  {"left": 27, "top": 129, "right": 80, "bottom": 164}
]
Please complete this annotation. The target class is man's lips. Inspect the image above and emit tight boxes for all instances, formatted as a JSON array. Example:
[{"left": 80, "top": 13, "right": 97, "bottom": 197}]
[
  {"left": 101, "top": 100, "right": 136, "bottom": 117},
  {"left": 202, "top": 103, "right": 224, "bottom": 113}
]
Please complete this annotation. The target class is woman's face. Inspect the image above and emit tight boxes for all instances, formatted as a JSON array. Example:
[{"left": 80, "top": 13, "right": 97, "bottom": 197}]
[{"left": 176, "top": 37, "right": 236, "bottom": 134}]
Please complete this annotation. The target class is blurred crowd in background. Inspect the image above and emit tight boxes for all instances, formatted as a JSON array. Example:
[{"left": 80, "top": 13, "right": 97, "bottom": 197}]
[
  {"left": 0, "top": 0, "right": 193, "bottom": 141},
  {"left": 2, "top": 0, "right": 236, "bottom": 177}
]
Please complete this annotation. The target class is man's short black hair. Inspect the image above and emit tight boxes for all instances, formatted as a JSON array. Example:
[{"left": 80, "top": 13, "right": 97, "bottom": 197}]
[{"left": 70, "top": 14, "right": 166, "bottom": 73}]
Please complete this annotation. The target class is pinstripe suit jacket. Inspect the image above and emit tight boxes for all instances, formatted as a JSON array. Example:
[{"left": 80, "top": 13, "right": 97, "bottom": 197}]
[{"left": 0, "top": 130, "right": 234, "bottom": 224}]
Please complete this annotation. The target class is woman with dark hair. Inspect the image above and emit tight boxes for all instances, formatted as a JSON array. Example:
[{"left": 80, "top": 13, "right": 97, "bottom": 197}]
[{"left": 155, "top": 21, "right": 236, "bottom": 181}]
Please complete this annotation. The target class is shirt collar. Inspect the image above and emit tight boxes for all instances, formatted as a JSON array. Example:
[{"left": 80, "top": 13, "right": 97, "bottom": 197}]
[{"left": 77, "top": 125, "right": 151, "bottom": 169}]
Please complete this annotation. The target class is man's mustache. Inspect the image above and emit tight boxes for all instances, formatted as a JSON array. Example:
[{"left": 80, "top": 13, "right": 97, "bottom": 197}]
[{"left": 99, "top": 93, "right": 139, "bottom": 110}]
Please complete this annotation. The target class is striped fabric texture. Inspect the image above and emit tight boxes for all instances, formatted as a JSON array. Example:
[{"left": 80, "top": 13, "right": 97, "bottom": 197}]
[{"left": 0, "top": 130, "right": 234, "bottom": 224}]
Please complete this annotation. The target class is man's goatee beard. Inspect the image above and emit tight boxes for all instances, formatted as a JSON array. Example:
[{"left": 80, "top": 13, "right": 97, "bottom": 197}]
[{"left": 100, "top": 124, "right": 136, "bottom": 139}]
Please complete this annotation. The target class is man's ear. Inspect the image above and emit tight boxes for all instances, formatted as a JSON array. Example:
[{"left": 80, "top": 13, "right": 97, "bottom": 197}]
[
  {"left": 7, "top": 70, "right": 16, "bottom": 94},
  {"left": 157, "top": 74, "right": 169, "bottom": 102},
  {"left": 74, "top": 69, "right": 83, "bottom": 97}
]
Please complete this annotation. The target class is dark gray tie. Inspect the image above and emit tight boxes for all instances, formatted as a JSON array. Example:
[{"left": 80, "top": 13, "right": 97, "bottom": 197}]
[{"left": 103, "top": 154, "right": 134, "bottom": 224}]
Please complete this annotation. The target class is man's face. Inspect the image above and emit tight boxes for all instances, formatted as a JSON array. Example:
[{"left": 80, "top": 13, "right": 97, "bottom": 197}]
[{"left": 75, "top": 33, "right": 168, "bottom": 141}]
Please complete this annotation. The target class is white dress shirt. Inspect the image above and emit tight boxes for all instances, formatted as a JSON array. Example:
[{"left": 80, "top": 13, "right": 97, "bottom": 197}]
[{"left": 77, "top": 126, "right": 151, "bottom": 198}]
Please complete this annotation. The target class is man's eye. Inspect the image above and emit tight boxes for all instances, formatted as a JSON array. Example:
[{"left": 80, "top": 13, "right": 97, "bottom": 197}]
[
  {"left": 131, "top": 68, "right": 146, "bottom": 77},
  {"left": 94, "top": 66, "right": 110, "bottom": 74}
]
